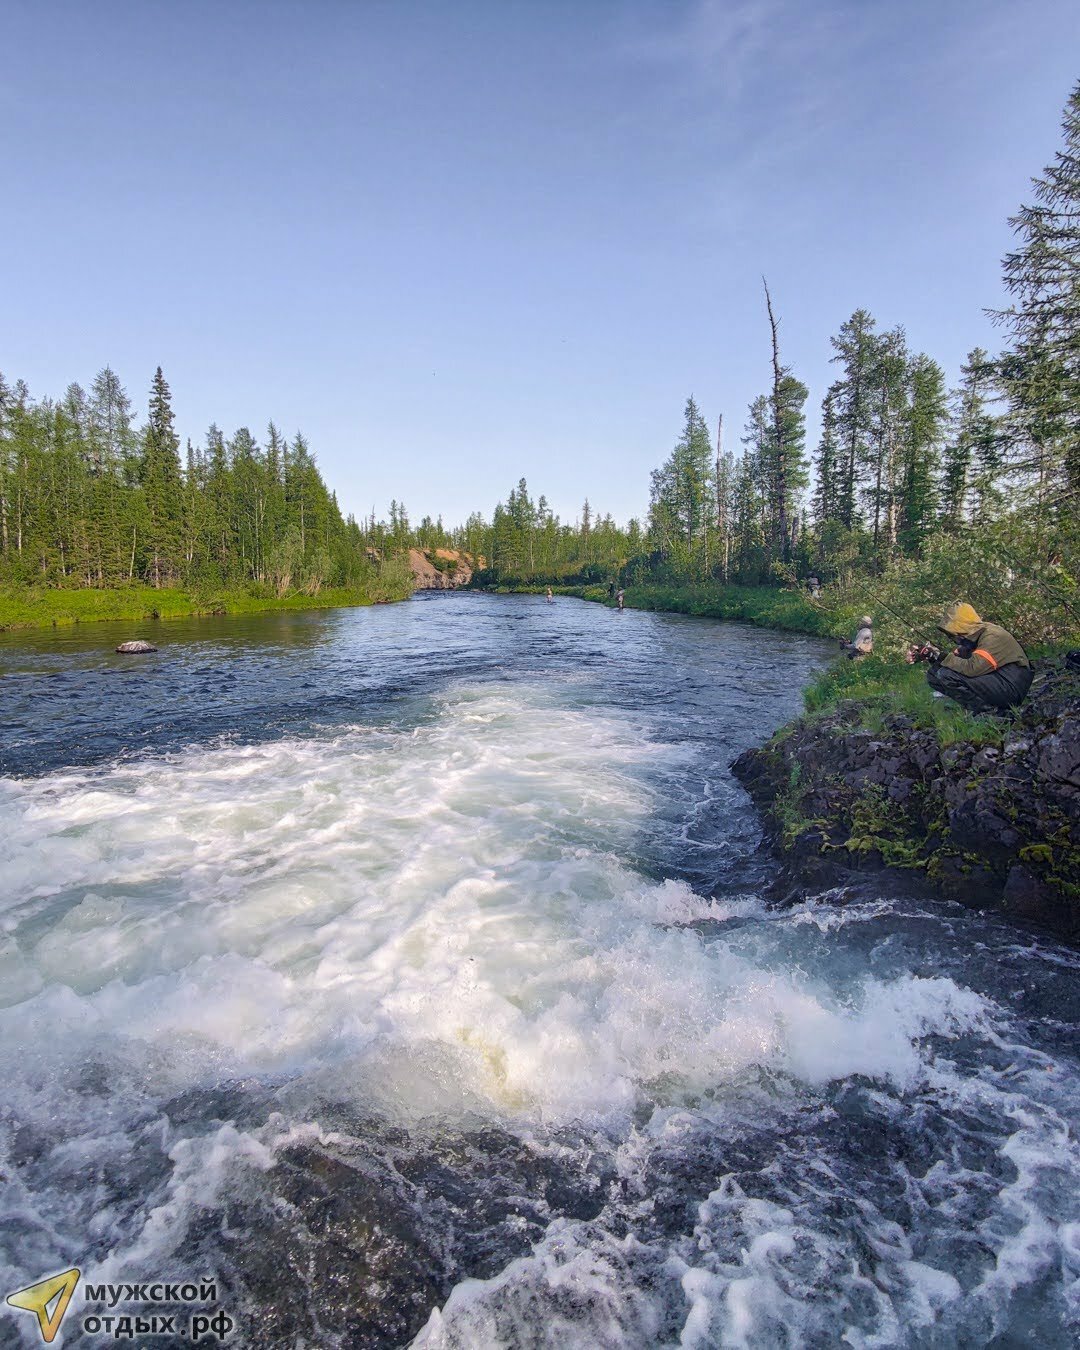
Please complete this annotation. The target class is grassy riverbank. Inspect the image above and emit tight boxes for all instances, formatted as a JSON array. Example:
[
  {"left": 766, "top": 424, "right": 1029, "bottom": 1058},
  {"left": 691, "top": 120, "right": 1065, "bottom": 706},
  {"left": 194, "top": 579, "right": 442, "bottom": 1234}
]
[
  {"left": 799, "top": 640, "right": 1078, "bottom": 747},
  {"left": 799, "top": 654, "right": 1008, "bottom": 746},
  {"left": 534, "top": 579, "right": 1076, "bottom": 749},
  {"left": 494, "top": 581, "right": 856, "bottom": 637},
  {"left": 501, "top": 579, "right": 979, "bottom": 741},
  {"left": 0, "top": 580, "right": 411, "bottom": 631}
]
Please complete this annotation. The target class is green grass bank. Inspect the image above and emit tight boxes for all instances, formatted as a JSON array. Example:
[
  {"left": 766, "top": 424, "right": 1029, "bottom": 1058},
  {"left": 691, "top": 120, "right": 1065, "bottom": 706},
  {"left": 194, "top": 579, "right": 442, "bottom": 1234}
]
[
  {"left": 800, "top": 654, "right": 1010, "bottom": 747},
  {"left": 494, "top": 581, "right": 857, "bottom": 638},
  {"left": 0, "top": 581, "right": 411, "bottom": 632}
]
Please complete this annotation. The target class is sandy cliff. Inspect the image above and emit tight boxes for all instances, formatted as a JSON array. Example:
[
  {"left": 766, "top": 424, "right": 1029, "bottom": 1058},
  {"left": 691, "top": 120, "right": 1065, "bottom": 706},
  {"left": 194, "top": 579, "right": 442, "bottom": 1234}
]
[{"left": 408, "top": 549, "right": 476, "bottom": 590}]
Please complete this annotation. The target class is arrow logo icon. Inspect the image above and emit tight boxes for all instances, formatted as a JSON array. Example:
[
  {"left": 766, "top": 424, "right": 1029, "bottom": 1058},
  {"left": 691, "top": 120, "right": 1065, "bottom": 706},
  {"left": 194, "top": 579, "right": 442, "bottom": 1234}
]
[{"left": 6, "top": 1269, "right": 80, "bottom": 1344}]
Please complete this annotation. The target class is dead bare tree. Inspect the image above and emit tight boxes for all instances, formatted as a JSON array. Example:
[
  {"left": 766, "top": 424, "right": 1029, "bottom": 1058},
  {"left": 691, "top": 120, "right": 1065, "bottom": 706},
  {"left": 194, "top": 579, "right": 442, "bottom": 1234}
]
[{"left": 763, "top": 277, "right": 789, "bottom": 563}]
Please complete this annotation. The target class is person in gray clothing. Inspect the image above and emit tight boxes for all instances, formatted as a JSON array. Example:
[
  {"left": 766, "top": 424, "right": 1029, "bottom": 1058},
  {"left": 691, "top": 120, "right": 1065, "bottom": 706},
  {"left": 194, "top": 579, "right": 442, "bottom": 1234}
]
[{"left": 840, "top": 615, "right": 873, "bottom": 660}]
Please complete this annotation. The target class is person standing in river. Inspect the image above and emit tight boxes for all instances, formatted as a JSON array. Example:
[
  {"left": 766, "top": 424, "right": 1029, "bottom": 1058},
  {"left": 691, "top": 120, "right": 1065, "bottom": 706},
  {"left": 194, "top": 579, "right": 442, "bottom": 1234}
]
[
  {"left": 616, "top": 589, "right": 625, "bottom": 611},
  {"left": 908, "top": 602, "right": 1032, "bottom": 713}
]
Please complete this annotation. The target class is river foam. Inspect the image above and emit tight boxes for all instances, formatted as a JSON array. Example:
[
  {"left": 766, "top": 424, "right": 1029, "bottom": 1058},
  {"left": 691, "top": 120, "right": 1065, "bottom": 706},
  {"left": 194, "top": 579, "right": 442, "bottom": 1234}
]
[
  {"left": 1, "top": 676, "right": 1078, "bottom": 1346},
  {"left": 0, "top": 683, "right": 991, "bottom": 1122}
]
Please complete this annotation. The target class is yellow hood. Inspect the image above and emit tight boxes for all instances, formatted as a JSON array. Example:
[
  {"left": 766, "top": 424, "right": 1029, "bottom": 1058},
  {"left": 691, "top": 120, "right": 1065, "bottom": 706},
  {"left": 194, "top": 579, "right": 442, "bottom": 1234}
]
[{"left": 938, "top": 601, "right": 982, "bottom": 638}]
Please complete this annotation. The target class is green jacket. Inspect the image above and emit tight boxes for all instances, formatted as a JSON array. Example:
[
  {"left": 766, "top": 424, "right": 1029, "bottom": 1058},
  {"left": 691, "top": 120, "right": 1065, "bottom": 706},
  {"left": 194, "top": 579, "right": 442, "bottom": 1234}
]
[{"left": 940, "top": 622, "right": 1029, "bottom": 677}]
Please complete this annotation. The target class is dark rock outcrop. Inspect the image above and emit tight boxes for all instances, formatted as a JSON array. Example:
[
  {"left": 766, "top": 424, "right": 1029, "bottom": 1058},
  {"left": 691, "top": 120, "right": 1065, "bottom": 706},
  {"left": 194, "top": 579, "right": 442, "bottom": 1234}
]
[
  {"left": 166, "top": 1100, "right": 612, "bottom": 1348},
  {"left": 732, "top": 657, "right": 1080, "bottom": 941}
]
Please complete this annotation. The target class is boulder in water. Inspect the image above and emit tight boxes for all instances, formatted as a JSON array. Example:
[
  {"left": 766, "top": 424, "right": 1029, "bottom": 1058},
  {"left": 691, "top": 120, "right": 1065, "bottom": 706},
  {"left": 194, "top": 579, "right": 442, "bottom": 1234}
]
[{"left": 116, "top": 640, "right": 158, "bottom": 653}]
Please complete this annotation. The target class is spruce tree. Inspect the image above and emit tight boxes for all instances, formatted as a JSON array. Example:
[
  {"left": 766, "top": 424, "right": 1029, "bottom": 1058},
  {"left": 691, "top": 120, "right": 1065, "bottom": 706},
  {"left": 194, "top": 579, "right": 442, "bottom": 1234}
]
[
  {"left": 287, "top": 432, "right": 316, "bottom": 555},
  {"left": 89, "top": 368, "right": 137, "bottom": 580},
  {"left": 897, "top": 353, "right": 947, "bottom": 553},
  {"left": 812, "top": 390, "right": 840, "bottom": 529},
  {"left": 229, "top": 427, "right": 262, "bottom": 580},
  {"left": 731, "top": 447, "right": 764, "bottom": 582},
  {"left": 263, "top": 422, "right": 288, "bottom": 573},
  {"left": 765, "top": 373, "right": 808, "bottom": 563},
  {"left": 941, "top": 348, "right": 1003, "bottom": 528},
  {"left": 646, "top": 397, "right": 715, "bottom": 576},
  {"left": 997, "top": 80, "right": 1080, "bottom": 505},
  {"left": 676, "top": 396, "right": 715, "bottom": 573},
  {"left": 828, "top": 310, "right": 878, "bottom": 530},
  {"left": 715, "top": 423, "right": 735, "bottom": 582},
  {"left": 740, "top": 397, "right": 772, "bottom": 580},
  {"left": 864, "top": 326, "right": 909, "bottom": 556},
  {"left": 90, "top": 367, "right": 135, "bottom": 478},
  {"left": 141, "top": 367, "right": 183, "bottom": 586},
  {"left": 183, "top": 438, "right": 206, "bottom": 569},
  {"left": 0, "top": 372, "right": 13, "bottom": 556}
]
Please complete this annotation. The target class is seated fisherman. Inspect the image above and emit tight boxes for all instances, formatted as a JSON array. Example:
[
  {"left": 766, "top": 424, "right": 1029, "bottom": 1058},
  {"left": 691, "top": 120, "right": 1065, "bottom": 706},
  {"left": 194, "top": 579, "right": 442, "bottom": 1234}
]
[
  {"left": 840, "top": 615, "right": 873, "bottom": 659},
  {"left": 907, "top": 602, "right": 1032, "bottom": 712}
]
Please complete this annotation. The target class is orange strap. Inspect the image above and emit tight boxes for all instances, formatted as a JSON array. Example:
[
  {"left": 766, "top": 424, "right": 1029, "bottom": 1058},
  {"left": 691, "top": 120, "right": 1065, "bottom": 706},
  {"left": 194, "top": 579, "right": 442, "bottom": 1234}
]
[{"left": 972, "top": 647, "right": 998, "bottom": 671}]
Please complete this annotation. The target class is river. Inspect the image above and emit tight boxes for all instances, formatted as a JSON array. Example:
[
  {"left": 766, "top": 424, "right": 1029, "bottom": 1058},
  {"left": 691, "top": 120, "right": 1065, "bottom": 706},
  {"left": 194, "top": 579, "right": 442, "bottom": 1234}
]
[{"left": 0, "top": 593, "right": 1077, "bottom": 1348}]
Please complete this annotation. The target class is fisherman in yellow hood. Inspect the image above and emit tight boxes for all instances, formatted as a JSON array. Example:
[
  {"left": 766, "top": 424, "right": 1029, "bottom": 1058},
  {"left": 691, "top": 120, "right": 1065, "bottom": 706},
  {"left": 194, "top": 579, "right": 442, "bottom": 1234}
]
[{"left": 907, "top": 602, "right": 1032, "bottom": 713}]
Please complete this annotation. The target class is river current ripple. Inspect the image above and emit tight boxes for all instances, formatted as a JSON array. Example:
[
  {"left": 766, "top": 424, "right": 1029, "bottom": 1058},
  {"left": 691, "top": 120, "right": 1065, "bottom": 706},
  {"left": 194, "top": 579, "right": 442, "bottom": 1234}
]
[{"left": 0, "top": 593, "right": 1077, "bottom": 1347}]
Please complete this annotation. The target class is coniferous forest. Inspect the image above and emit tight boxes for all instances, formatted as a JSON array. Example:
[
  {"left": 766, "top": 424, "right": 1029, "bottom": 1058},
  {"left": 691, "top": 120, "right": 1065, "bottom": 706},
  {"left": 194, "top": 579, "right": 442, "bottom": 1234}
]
[
  {"left": 2, "top": 83, "right": 1078, "bottom": 642},
  {"left": 0, "top": 364, "right": 412, "bottom": 600}
]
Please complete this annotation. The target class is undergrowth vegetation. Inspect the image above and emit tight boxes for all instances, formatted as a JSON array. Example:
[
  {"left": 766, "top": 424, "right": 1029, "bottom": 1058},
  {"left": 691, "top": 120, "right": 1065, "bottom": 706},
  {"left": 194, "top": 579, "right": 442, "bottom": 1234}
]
[{"left": 809, "top": 523, "right": 1079, "bottom": 655}]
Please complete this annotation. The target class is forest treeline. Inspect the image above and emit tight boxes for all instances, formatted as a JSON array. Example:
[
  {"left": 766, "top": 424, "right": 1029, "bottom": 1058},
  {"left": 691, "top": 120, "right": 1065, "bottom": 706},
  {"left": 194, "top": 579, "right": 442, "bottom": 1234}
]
[
  {"left": 464, "top": 82, "right": 1079, "bottom": 643},
  {"left": 0, "top": 365, "right": 418, "bottom": 598},
  {"left": 3, "top": 84, "right": 1077, "bottom": 641}
]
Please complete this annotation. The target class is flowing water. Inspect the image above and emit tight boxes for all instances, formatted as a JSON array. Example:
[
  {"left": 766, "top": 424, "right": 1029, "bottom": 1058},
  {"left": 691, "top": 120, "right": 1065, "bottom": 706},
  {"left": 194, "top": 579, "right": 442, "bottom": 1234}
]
[{"left": 0, "top": 593, "right": 1077, "bottom": 1348}]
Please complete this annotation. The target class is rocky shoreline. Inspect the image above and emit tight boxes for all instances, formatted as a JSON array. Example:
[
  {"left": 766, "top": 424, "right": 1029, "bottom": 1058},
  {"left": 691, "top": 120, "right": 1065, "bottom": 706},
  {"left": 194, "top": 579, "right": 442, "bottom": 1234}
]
[{"left": 732, "top": 655, "right": 1080, "bottom": 942}]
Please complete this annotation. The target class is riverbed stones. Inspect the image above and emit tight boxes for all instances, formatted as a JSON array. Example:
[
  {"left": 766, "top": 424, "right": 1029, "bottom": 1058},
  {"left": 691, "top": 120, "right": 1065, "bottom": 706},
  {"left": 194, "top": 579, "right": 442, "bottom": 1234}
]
[{"left": 116, "top": 640, "right": 158, "bottom": 653}]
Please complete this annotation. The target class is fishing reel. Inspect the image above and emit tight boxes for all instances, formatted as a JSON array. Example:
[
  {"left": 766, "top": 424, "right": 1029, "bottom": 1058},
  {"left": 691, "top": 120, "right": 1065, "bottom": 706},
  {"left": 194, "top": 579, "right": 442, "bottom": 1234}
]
[{"left": 905, "top": 643, "right": 941, "bottom": 664}]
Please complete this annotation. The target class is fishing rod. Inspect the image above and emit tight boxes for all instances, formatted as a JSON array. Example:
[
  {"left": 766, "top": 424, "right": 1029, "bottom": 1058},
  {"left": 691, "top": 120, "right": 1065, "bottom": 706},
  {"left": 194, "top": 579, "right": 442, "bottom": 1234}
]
[
  {"left": 783, "top": 559, "right": 917, "bottom": 628},
  {"left": 782, "top": 562, "right": 944, "bottom": 650},
  {"left": 866, "top": 591, "right": 948, "bottom": 656},
  {"left": 812, "top": 511, "right": 1079, "bottom": 638}
]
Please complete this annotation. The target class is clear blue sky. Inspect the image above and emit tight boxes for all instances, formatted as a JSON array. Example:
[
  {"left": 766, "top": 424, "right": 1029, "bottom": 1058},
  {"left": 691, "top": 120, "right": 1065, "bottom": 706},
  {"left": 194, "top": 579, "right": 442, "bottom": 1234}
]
[{"left": 4, "top": 0, "right": 1078, "bottom": 527}]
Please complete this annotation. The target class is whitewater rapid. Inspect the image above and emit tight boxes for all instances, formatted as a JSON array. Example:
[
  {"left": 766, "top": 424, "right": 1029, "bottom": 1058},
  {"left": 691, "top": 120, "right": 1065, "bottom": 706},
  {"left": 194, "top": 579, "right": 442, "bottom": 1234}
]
[{"left": 0, "top": 599, "right": 1078, "bottom": 1347}]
